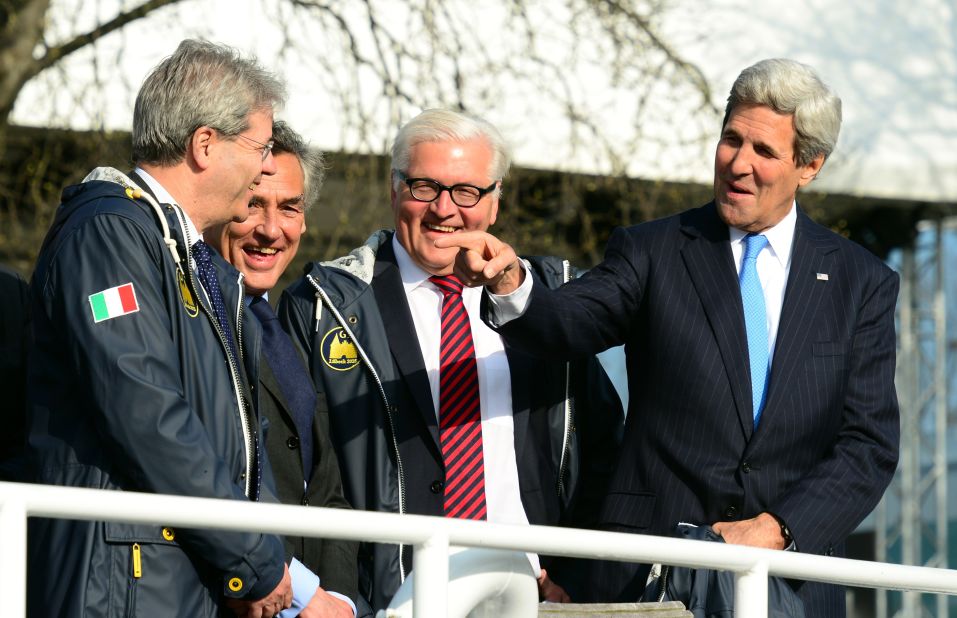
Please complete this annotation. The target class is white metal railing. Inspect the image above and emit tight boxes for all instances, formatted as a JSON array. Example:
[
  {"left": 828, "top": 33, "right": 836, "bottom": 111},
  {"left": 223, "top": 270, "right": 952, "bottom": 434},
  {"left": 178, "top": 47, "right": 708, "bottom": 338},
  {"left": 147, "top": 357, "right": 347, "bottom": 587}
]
[{"left": 2, "top": 481, "right": 957, "bottom": 617}]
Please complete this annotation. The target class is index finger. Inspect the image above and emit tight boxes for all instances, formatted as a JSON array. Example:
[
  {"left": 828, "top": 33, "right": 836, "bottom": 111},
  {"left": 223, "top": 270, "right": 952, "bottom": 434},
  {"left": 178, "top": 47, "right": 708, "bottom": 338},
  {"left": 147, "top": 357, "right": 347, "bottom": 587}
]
[{"left": 432, "top": 230, "right": 489, "bottom": 252}]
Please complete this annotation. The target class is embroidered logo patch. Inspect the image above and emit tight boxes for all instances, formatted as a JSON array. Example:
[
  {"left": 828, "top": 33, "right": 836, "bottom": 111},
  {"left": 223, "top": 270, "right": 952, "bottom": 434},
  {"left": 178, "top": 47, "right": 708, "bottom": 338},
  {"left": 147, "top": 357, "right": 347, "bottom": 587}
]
[
  {"left": 89, "top": 283, "right": 139, "bottom": 323},
  {"left": 177, "top": 268, "right": 199, "bottom": 317},
  {"left": 321, "top": 327, "right": 360, "bottom": 371}
]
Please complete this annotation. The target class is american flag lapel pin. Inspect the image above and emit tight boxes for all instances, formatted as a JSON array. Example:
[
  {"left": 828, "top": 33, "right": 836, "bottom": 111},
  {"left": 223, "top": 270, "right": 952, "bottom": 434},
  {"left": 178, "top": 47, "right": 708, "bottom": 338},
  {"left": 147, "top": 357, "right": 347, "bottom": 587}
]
[{"left": 816, "top": 273, "right": 829, "bottom": 281}]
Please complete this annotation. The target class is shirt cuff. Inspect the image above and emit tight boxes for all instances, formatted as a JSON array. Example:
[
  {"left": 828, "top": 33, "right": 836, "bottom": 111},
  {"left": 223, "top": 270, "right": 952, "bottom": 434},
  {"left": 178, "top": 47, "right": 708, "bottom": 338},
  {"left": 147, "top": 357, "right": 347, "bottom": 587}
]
[
  {"left": 279, "top": 558, "right": 321, "bottom": 618},
  {"left": 327, "top": 591, "right": 358, "bottom": 616},
  {"left": 484, "top": 259, "right": 534, "bottom": 327},
  {"left": 279, "top": 558, "right": 357, "bottom": 617}
]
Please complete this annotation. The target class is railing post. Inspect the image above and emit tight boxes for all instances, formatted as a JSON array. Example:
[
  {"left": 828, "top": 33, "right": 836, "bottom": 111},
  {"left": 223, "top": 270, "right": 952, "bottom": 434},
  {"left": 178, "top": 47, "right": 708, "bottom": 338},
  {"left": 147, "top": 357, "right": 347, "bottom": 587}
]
[
  {"left": 412, "top": 532, "right": 449, "bottom": 618},
  {"left": 734, "top": 560, "right": 769, "bottom": 618},
  {"left": 0, "top": 496, "right": 28, "bottom": 618}
]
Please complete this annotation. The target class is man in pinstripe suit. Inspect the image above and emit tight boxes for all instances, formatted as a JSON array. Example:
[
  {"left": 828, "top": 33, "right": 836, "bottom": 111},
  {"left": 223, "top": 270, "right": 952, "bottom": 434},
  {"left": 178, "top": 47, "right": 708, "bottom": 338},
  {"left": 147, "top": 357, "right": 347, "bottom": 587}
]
[{"left": 439, "top": 59, "right": 900, "bottom": 616}]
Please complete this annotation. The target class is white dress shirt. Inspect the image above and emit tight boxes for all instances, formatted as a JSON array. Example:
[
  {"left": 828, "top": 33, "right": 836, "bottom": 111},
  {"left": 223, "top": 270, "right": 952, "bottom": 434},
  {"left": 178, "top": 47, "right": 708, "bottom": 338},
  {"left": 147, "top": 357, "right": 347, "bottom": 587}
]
[
  {"left": 392, "top": 236, "right": 540, "bottom": 575},
  {"left": 133, "top": 167, "right": 201, "bottom": 242}
]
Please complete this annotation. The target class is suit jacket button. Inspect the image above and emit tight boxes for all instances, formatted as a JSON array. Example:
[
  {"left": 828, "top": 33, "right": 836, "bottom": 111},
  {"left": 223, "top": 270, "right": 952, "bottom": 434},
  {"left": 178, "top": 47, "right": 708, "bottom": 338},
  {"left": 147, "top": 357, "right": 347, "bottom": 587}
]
[
  {"left": 741, "top": 462, "right": 751, "bottom": 473},
  {"left": 724, "top": 506, "right": 739, "bottom": 519},
  {"left": 301, "top": 496, "right": 310, "bottom": 506},
  {"left": 430, "top": 480, "right": 444, "bottom": 494},
  {"left": 286, "top": 436, "right": 300, "bottom": 450}
]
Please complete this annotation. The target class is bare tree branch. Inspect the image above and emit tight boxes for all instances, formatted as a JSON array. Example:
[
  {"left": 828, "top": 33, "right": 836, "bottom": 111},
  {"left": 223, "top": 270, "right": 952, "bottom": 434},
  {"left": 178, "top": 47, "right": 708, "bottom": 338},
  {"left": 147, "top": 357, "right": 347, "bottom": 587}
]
[{"left": 36, "top": 0, "right": 182, "bottom": 72}]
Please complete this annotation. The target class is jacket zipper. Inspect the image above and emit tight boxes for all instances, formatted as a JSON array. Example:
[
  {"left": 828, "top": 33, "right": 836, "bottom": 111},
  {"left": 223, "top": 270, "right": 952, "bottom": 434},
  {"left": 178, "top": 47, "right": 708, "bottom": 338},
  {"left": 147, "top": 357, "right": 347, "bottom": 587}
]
[
  {"left": 656, "top": 564, "right": 671, "bottom": 602},
  {"left": 173, "top": 207, "right": 257, "bottom": 498},
  {"left": 557, "top": 259, "right": 574, "bottom": 499},
  {"left": 127, "top": 543, "right": 142, "bottom": 617},
  {"left": 306, "top": 275, "right": 409, "bottom": 581}
]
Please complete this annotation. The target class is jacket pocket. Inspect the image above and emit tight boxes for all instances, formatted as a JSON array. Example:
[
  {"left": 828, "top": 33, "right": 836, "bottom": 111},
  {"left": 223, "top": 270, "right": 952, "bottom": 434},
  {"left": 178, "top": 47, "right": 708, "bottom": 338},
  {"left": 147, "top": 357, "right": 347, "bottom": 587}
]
[
  {"left": 102, "top": 522, "right": 213, "bottom": 617},
  {"left": 599, "top": 490, "right": 656, "bottom": 531}
]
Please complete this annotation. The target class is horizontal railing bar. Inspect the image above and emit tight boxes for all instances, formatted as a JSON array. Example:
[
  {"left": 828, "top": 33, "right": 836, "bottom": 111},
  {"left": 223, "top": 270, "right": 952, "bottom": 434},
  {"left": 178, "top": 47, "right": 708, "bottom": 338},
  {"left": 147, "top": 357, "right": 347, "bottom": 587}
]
[{"left": 3, "top": 481, "right": 956, "bottom": 595}]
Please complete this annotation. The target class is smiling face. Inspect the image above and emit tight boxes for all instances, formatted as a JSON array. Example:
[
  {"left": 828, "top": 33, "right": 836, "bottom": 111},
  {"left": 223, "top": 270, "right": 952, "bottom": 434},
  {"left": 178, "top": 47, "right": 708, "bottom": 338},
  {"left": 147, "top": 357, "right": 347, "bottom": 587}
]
[
  {"left": 209, "top": 151, "right": 306, "bottom": 296},
  {"left": 713, "top": 103, "right": 824, "bottom": 233},
  {"left": 391, "top": 139, "right": 499, "bottom": 275}
]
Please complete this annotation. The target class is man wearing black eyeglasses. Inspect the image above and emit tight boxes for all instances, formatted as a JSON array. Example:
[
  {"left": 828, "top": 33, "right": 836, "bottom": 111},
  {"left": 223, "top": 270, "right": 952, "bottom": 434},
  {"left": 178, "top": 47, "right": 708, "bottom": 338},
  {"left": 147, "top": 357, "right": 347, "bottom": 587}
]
[{"left": 278, "top": 109, "right": 623, "bottom": 612}]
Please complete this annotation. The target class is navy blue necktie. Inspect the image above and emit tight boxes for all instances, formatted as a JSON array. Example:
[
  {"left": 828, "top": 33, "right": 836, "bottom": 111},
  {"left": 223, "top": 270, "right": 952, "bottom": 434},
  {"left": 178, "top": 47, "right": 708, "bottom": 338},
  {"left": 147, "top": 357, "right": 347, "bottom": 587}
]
[
  {"left": 192, "top": 240, "right": 240, "bottom": 365},
  {"left": 740, "top": 234, "right": 770, "bottom": 429},
  {"left": 193, "top": 239, "right": 261, "bottom": 499},
  {"left": 250, "top": 296, "right": 316, "bottom": 482}
]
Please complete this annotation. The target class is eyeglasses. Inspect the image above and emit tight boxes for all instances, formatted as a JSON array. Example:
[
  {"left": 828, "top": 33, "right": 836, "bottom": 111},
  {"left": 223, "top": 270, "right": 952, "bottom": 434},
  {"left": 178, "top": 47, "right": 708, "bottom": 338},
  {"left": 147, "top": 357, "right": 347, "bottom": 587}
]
[
  {"left": 394, "top": 170, "right": 498, "bottom": 208},
  {"left": 235, "top": 133, "right": 275, "bottom": 161}
]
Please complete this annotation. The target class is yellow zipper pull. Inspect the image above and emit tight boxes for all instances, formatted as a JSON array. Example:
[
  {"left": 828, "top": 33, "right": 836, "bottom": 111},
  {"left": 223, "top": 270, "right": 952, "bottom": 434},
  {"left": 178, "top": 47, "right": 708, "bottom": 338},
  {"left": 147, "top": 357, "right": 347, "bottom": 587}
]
[{"left": 132, "top": 543, "right": 142, "bottom": 579}]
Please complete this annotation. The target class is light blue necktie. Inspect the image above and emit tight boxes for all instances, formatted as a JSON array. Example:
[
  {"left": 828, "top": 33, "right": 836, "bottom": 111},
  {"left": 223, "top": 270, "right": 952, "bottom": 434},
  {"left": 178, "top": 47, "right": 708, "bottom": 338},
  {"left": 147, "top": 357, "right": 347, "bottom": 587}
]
[{"left": 740, "top": 234, "right": 770, "bottom": 429}]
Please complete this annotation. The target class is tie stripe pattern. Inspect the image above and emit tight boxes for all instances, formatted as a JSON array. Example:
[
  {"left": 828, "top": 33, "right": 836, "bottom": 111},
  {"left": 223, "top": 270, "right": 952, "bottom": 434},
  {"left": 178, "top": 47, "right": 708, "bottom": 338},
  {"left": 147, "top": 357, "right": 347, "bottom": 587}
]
[
  {"left": 740, "top": 233, "right": 770, "bottom": 429},
  {"left": 430, "top": 275, "right": 487, "bottom": 520}
]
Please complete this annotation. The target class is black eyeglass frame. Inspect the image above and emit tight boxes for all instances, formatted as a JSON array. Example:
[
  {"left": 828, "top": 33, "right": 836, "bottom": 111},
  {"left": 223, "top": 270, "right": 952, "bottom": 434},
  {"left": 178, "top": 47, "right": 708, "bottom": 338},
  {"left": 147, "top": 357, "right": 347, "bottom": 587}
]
[{"left": 394, "top": 170, "right": 498, "bottom": 208}]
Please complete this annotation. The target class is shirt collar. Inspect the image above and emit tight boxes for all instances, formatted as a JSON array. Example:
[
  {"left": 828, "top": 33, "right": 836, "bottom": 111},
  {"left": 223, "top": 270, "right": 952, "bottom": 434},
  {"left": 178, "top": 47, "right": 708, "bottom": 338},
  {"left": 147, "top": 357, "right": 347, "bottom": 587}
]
[
  {"left": 244, "top": 292, "right": 268, "bottom": 307},
  {"left": 728, "top": 201, "right": 797, "bottom": 268},
  {"left": 134, "top": 166, "right": 202, "bottom": 243},
  {"left": 391, "top": 233, "right": 466, "bottom": 297},
  {"left": 392, "top": 234, "right": 433, "bottom": 294}
]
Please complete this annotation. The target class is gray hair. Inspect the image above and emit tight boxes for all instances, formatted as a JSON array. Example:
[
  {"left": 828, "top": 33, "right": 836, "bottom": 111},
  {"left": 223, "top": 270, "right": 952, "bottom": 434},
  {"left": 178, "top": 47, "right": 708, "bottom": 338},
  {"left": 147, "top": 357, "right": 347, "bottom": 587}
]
[
  {"left": 723, "top": 58, "right": 841, "bottom": 166},
  {"left": 132, "top": 39, "right": 286, "bottom": 166},
  {"left": 390, "top": 109, "right": 511, "bottom": 193},
  {"left": 270, "top": 120, "right": 325, "bottom": 212}
]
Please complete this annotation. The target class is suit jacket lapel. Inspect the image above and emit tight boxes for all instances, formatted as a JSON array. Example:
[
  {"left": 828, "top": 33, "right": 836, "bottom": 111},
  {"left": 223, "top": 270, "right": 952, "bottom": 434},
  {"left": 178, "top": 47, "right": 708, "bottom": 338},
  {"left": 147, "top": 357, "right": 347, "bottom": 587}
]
[
  {"left": 679, "top": 203, "right": 754, "bottom": 439},
  {"left": 752, "top": 209, "right": 839, "bottom": 444},
  {"left": 258, "top": 352, "right": 312, "bottom": 473},
  {"left": 371, "top": 240, "right": 441, "bottom": 451},
  {"left": 259, "top": 352, "right": 289, "bottom": 413}
]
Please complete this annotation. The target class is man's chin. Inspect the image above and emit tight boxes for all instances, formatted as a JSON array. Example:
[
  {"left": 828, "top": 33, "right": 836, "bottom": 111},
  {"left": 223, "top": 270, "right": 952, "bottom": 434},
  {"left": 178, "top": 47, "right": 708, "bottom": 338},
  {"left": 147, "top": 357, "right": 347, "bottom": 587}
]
[
  {"left": 241, "top": 276, "right": 273, "bottom": 298},
  {"left": 716, "top": 200, "right": 750, "bottom": 226}
]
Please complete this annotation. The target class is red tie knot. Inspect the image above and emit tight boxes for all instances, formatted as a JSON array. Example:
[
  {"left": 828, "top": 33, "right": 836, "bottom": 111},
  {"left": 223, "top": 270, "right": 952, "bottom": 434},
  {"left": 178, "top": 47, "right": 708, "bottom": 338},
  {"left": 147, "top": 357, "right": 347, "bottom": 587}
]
[{"left": 430, "top": 274, "right": 465, "bottom": 297}]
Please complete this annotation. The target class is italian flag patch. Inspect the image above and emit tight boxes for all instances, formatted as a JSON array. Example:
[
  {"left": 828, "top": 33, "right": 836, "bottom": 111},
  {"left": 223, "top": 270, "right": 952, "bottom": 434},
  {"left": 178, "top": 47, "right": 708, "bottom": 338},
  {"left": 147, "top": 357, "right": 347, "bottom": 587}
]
[{"left": 89, "top": 283, "right": 140, "bottom": 323}]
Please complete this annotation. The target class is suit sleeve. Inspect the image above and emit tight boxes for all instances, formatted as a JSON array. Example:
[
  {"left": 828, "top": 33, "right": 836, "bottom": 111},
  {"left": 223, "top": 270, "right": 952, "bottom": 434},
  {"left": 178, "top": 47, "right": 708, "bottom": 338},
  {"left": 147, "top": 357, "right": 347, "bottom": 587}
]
[
  {"left": 490, "top": 227, "right": 647, "bottom": 359},
  {"left": 770, "top": 265, "right": 900, "bottom": 555},
  {"left": 40, "top": 214, "right": 284, "bottom": 599}
]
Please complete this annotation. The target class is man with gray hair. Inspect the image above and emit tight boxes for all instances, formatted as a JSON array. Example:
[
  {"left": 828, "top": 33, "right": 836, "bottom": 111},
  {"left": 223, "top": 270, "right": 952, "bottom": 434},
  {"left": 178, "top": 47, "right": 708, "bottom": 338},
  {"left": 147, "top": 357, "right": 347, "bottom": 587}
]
[
  {"left": 209, "top": 120, "right": 359, "bottom": 617},
  {"left": 439, "top": 59, "right": 900, "bottom": 615},
  {"left": 27, "top": 40, "right": 292, "bottom": 617},
  {"left": 279, "top": 108, "right": 624, "bottom": 611}
]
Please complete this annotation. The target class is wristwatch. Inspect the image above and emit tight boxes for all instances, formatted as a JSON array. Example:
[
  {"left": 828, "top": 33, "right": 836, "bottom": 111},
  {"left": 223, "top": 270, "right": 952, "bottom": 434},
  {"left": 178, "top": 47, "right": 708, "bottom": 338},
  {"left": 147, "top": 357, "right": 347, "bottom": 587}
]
[{"left": 770, "top": 513, "right": 794, "bottom": 548}]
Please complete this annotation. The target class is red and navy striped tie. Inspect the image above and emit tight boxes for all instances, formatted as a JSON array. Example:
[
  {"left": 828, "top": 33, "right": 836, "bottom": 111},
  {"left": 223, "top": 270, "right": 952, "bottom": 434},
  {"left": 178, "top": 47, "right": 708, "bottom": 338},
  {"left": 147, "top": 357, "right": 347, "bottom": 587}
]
[{"left": 430, "top": 275, "right": 487, "bottom": 520}]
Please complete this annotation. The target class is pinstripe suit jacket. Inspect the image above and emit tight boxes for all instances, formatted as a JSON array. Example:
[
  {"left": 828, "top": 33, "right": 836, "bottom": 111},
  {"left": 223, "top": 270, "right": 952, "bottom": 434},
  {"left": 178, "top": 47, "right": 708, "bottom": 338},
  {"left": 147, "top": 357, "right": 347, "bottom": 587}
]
[{"left": 492, "top": 202, "right": 900, "bottom": 616}]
